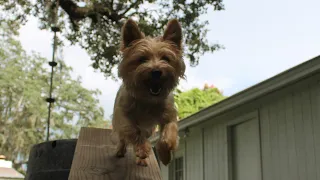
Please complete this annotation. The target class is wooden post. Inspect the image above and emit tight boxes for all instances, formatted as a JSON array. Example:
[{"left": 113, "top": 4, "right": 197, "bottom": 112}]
[{"left": 68, "top": 127, "right": 163, "bottom": 180}]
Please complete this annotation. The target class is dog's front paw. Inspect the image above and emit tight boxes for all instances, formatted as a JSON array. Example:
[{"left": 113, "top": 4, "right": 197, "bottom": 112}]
[
  {"left": 156, "top": 136, "right": 179, "bottom": 165},
  {"left": 156, "top": 139, "right": 171, "bottom": 165},
  {"left": 136, "top": 157, "right": 148, "bottom": 166},
  {"left": 160, "top": 135, "right": 179, "bottom": 151},
  {"left": 135, "top": 141, "right": 151, "bottom": 159}
]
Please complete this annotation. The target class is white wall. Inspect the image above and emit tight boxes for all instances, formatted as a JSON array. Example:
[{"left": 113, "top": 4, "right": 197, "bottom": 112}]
[
  {"left": 259, "top": 79, "right": 320, "bottom": 180},
  {"left": 0, "top": 159, "right": 13, "bottom": 168},
  {"left": 160, "top": 71, "right": 320, "bottom": 180}
]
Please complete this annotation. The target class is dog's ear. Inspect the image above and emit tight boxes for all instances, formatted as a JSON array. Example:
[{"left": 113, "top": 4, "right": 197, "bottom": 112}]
[
  {"left": 121, "top": 19, "right": 144, "bottom": 48},
  {"left": 163, "top": 19, "right": 182, "bottom": 49}
]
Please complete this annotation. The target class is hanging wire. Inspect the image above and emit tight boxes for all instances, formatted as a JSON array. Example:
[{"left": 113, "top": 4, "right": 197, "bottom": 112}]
[{"left": 46, "top": 0, "right": 60, "bottom": 141}]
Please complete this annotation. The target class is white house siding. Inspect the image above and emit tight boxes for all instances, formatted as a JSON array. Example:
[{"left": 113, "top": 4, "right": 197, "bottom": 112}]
[
  {"left": 260, "top": 81, "right": 320, "bottom": 180},
  {"left": 229, "top": 117, "right": 262, "bottom": 180},
  {"left": 203, "top": 123, "right": 227, "bottom": 180},
  {"left": 160, "top": 163, "right": 169, "bottom": 180},
  {"left": 157, "top": 59, "right": 320, "bottom": 180},
  {"left": 185, "top": 129, "right": 203, "bottom": 180}
]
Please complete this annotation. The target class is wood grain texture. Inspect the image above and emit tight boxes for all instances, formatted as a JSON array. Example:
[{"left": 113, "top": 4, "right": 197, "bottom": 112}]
[{"left": 68, "top": 127, "right": 163, "bottom": 180}]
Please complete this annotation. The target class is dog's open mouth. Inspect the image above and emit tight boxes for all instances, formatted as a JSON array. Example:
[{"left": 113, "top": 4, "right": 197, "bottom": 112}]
[{"left": 149, "top": 84, "right": 162, "bottom": 96}]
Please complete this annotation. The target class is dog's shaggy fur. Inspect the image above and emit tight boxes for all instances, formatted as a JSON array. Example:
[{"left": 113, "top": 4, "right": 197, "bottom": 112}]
[{"left": 112, "top": 18, "right": 185, "bottom": 166}]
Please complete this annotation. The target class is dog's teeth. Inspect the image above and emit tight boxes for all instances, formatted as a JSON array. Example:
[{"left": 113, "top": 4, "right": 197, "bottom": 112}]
[{"left": 150, "top": 88, "right": 161, "bottom": 95}]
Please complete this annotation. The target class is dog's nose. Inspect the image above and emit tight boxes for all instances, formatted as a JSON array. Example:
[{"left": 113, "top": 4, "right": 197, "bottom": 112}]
[{"left": 151, "top": 70, "right": 162, "bottom": 79}]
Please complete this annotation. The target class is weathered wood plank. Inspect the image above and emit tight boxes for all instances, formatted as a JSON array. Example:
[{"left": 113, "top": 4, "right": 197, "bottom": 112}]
[
  {"left": 311, "top": 83, "right": 320, "bottom": 180},
  {"left": 293, "top": 91, "right": 306, "bottom": 179},
  {"left": 68, "top": 127, "right": 162, "bottom": 180},
  {"left": 284, "top": 94, "right": 299, "bottom": 180},
  {"left": 301, "top": 87, "right": 317, "bottom": 180}
]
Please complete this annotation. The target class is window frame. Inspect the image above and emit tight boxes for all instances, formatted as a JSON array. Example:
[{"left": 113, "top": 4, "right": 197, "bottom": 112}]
[{"left": 173, "top": 156, "right": 184, "bottom": 180}]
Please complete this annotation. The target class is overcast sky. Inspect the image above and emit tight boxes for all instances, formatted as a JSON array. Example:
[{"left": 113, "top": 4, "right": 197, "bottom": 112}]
[{"left": 18, "top": 0, "right": 320, "bottom": 119}]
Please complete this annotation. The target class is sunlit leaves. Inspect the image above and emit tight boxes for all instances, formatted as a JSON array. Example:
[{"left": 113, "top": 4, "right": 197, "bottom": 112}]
[{"left": 174, "top": 86, "right": 226, "bottom": 119}]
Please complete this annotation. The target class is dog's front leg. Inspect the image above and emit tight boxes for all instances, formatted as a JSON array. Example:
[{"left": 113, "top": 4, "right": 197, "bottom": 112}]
[
  {"left": 113, "top": 110, "right": 152, "bottom": 166},
  {"left": 134, "top": 130, "right": 152, "bottom": 166},
  {"left": 156, "top": 121, "right": 179, "bottom": 165}
]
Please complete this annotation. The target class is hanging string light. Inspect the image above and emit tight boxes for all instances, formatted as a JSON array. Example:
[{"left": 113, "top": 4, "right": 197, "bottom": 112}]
[{"left": 46, "top": 0, "right": 60, "bottom": 141}]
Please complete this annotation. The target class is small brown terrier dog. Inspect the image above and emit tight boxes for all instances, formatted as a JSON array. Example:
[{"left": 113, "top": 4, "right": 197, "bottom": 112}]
[{"left": 112, "top": 18, "right": 186, "bottom": 166}]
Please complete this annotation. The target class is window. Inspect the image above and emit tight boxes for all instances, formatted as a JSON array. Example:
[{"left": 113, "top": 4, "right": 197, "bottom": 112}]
[{"left": 174, "top": 157, "right": 184, "bottom": 180}]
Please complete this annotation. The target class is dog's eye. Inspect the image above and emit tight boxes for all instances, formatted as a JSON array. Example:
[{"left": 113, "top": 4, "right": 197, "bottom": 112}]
[
  {"left": 138, "top": 56, "right": 148, "bottom": 63},
  {"left": 162, "top": 56, "right": 170, "bottom": 62}
]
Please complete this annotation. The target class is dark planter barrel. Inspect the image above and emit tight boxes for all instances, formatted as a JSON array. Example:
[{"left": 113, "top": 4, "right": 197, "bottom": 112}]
[{"left": 25, "top": 139, "right": 77, "bottom": 180}]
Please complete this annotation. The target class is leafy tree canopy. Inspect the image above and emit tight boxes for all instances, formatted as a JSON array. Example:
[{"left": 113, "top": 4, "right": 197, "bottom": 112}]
[
  {"left": 0, "top": 21, "right": 108, "bottom": 173},
  {"left": 174, "top": 84, "right": 226, "bottom": 119},
  {"left": 0, "top": 0, "right": 224, "bottom": 78}
]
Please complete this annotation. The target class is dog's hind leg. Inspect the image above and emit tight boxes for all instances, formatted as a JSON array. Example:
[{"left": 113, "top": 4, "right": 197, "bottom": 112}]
[{"left": 115, "top": 138, "right": 127, "bottom": 158}]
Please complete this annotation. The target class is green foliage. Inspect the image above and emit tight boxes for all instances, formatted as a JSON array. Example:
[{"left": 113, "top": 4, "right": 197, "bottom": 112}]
[
  {"left": 0, "top": 22, "right": 108, "bottom": 173},
  {"left": 0, "top": 0, "right": 225, "bottom": 79},
  {"left": 174, "top": 86, "right": 226, "bottom": 119}
]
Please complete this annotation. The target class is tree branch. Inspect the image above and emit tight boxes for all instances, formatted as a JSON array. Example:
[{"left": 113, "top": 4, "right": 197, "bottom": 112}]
[
  {"left": 58, "top": 0, "right": 123, "bottom": 31},
  {"left": 110, "top": 0, "right": 114, "bottom": 10},
  {"left": 119, "top": 0, "right": 141, "bottom": 17},
  {"left": 59, "top": 0, "right": 92, "bottom": 20}
]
